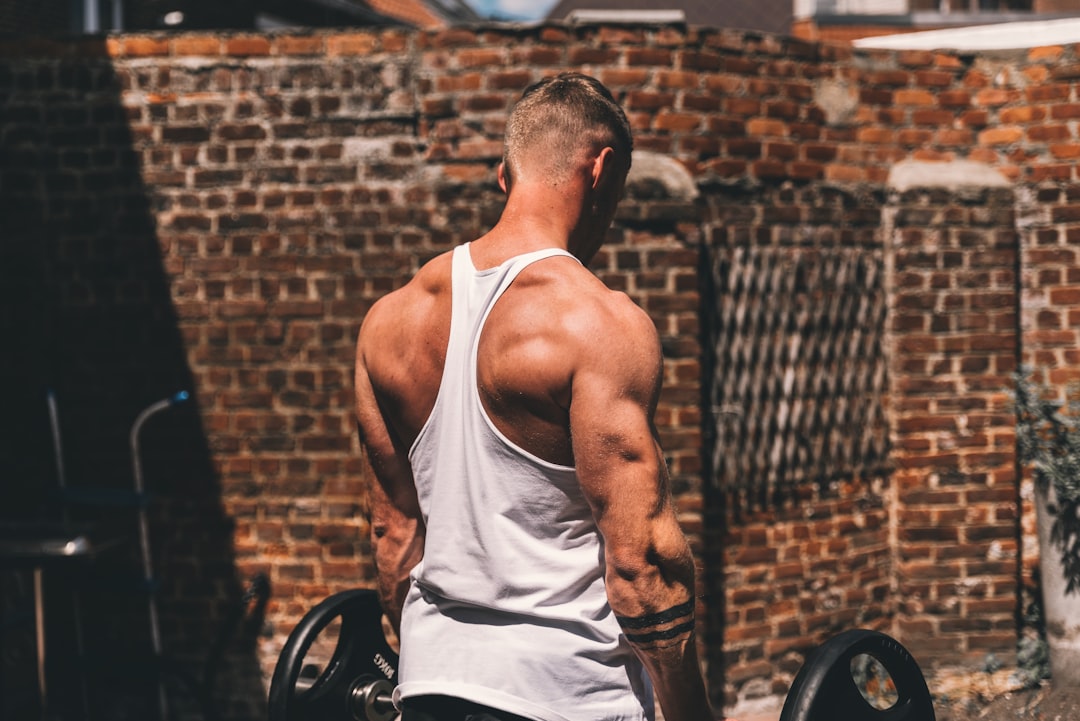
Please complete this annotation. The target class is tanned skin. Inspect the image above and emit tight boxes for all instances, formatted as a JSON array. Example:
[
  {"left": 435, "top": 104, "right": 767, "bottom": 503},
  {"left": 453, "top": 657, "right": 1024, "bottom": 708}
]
[{"left": 355, "top": 103, "right": 715, "bottom": 721}]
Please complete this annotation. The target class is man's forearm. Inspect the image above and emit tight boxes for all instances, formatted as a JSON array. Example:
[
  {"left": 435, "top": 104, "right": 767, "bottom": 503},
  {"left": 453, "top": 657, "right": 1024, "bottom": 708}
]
[
  {"left": 616, "top": 599, "right": 713, "bottom": 721},
  {"left": 606, "top": 528, "right": 714, "bottom": 721},
  {"left": 371, "top": 514, "right": 424, "bottom": 633},
  {"left": 363, "top": 444, "right": 424, "bottom": 632}
]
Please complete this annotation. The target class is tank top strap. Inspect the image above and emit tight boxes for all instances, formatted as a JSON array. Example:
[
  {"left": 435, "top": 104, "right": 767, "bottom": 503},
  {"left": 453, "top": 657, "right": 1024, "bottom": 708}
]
[{"left": 486, "top": 246, "right": 581, "bottom": 307}]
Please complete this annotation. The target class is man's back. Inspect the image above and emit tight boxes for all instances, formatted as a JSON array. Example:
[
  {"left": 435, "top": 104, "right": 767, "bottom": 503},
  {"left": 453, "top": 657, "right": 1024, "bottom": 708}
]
[
  {"left": 364, "top": 242, "right": 654, "bottom": 721},
  {"left": 360, "top": 237, "right": 639, "bottom": 467}
]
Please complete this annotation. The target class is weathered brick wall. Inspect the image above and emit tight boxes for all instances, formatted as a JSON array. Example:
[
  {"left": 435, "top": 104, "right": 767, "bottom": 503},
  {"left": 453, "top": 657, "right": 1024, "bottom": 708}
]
[{"left": 5, "top": 22, "right": 1080, "bottom": 720}]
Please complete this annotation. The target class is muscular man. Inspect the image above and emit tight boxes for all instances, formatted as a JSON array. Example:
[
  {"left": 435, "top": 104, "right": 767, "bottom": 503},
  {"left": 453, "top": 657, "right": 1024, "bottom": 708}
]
[{"left": 354, "top": 72, "right": 714, "bottom": 721}]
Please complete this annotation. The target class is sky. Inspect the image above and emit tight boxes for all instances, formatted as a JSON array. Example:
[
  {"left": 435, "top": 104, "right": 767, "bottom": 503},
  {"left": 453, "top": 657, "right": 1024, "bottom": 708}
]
[{"left": 465, "top": 0, "right": 561, "bottom": 20}]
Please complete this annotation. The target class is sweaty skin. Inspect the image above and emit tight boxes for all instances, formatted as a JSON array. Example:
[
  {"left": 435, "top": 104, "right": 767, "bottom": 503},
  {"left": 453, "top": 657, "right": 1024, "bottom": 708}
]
[{"left": 355, "top": 112, "right": 715, "bottom": 721}]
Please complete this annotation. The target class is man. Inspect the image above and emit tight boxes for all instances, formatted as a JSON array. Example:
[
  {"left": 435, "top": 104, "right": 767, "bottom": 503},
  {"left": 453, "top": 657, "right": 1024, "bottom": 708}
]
[{"left": 354, "top": 72, "right": 714, "bottom": 721}]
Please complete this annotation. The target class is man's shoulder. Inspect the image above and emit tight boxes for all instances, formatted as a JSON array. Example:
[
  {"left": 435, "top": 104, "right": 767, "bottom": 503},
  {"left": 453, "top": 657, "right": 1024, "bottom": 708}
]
[
  {"left": 521, "top": 261, "right": 657, "bottom": 347},
  {"left": 358, "top": 251, "right": 454, "bottom": 368},
  {"left": 564, "top": 270, "right": 652, "bottom": 328},
  {"left": 551, "top": 274, "right": 662, "bottom": 403},
  {"left": 364, "top": 252, "right": 451, "bottom": 324}
]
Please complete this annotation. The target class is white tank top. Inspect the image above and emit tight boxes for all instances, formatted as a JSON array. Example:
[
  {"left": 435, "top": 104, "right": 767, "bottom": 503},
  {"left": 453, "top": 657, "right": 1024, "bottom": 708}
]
[{"left": 397, "top": 243, "right": 654, "bottom": 721}]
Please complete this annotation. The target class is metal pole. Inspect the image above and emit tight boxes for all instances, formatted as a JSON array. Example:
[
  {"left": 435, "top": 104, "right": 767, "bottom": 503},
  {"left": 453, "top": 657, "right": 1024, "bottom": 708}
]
[
  {"left": 83, "top": 0, "right": 99, "bottom": 32},
  {"left": 46, "top": 391, "right": 66, "bottom": 493},
  {"left": 33, "top": 568, "right": 47, "bottom": 721},
  {"left": 47, "top": 390, "right": 91, "bottom": 719},
  {"left": 130, "top": 391, "right": 189, "bottom": 721}
]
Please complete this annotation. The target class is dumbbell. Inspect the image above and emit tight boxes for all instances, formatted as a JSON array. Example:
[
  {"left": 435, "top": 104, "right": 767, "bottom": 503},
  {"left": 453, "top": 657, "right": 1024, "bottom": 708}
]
[{"left": 270, "top": 590, "right": 935, "bottom": 721}]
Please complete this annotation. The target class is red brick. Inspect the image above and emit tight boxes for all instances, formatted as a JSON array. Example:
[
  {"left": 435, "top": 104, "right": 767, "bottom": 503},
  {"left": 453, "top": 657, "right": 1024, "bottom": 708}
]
[
  {"left": 884, "top": 49, "right": 928, "bottom": 68},
  {"left": 435, "top": 73, "right": 482, "bottom": 92},
  {"left": 597, "top": 26, "right": 644, "bottom": 44},
  {"left": 599, "top": 68, "right": 649, "bottom": 87},
  {"left": 486, "top": 70, "right": 531, "bottom": 90},
  {"left": 277, "top": 35, "right": 322, "bottom": 55},
  {"left": 568, "top": 47, "right": 619, "bottom": 64},
  {"left": 381, "top": 31, "right": 409, "bottom": 52},
  {"left": 626, "top": 91, "right": 677, "bottom": 111},
  {"left": 1029, "top": 45, "right": 1064, "bottom": 61},
  {"left": 866, "top": 69, "right": 911, "bottom": 87},
  {"left": 1028, "top": 83, "right": 1071, "bottom": 102},
  {"left": 974, "top": 88, "right": 1016, "bottom": 106},
  {"left": 1028, "top": 124, "right": 1071, "bottom": 142},
  {"left": 172, "top": 35, "right": 221, "bottom": 56},
  {"left": 1051, "top": 144, "right": 1080, "bottom": 159},
  {"left": 824, "top": 164, "right": 865, "bottom": 182},
  {"left": 1049, "top": 287, "right": 1080, "bottom": 305},
  {"left": 657, "top": 70, "right": 700, "bottom": 90},
  {"left": 934, "top": 90, "right": 971, "bottom": 108},
  {"left": 655, "top": 111, "right": 702, "bottom": 132},
  {"left": 457, "top": 48, "right": 504, "bottom": 67},
  {"left": 978, "top": 127, "right": 1023, "bottom": 146},
  {"left": 326, "top": 33, "right": 376, "bottom": 56},
  {"left": 424, "top": 28, "right": 479, "bottom": 47},
  {"left": 895, "top": 88, "right": 936, "bottom": 106},
  {"left": 226, "top": 36, "right": 271, "bottom": 56},
  {"left": 746, "top": 117, "right": 786, "bottom": 136},
  {"left": 123, "top": 35, "right": 169, "bottom": 57},
  {"left": 1050, "top": 103, "right": 1080, "bottom": 119},
  {"left": 627, "top": 48, "right": 672, "bottom": 66}
]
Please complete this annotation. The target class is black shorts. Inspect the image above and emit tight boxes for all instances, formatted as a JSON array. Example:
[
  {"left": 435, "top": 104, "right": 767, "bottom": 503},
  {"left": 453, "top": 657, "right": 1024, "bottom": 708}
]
[{"left": 401, "top": 695, "right": 536, "bottom": 721}]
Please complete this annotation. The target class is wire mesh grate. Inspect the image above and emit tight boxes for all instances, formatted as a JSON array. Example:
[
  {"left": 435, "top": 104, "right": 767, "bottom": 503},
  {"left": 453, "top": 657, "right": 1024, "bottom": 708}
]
[{"left": 707, "top": 245, "right": 891, "bottom": 509}]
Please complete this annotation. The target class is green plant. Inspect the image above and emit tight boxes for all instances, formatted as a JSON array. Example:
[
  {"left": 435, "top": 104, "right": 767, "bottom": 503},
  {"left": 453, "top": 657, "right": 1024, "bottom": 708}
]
[
  {"left": 1016, "top": 583, "right": 1050, "bottom": 687},
  {"left": 1014, "top": 368, "right": 1080, "bottom": 595}
]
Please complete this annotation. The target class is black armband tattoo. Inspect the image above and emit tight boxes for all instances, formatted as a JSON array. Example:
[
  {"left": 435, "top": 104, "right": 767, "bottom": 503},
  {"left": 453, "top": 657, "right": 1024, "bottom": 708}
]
[
  {"left": 615, "top": 598, "right": 695, "bottom": 646},
  {"left": 621, "top": 620, "right": 696, "bottom": 645},
  {"left": 615, "top": 598, "right": 694, "bottom": 630}
]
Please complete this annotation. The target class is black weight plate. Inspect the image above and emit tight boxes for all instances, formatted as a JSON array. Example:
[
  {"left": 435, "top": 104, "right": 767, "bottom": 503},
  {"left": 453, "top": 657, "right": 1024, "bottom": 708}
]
[
  {"left": 268, "top": 589, "right": 399, "bottom": 721},
  {"left": 779, "top": 629, "right": 935, "bottom": 721}
]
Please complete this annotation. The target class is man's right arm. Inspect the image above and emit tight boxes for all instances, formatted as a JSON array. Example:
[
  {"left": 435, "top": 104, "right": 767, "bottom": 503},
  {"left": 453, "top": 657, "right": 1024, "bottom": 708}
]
[
  {"left": 569, "top": 295, "right": 714, "bottom": 721},
  {"left": 355, "top": 315, "right": 425, "bottom": 633}
]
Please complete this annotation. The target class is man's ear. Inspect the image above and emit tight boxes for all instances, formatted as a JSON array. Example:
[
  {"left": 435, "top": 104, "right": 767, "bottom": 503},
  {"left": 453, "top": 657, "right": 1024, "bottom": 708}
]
[
  {"left": 497, "top": 162, "right": 510, "bottom": 194},
  {"left": 590, "top": 147, "right": 617, "bottom": 191}
]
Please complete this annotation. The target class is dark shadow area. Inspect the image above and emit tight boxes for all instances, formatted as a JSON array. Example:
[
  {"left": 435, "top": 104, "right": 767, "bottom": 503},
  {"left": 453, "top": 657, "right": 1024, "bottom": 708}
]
[
  {"left": 699, "top": 222, "right": 729, "bottom": 712},
  {"left": 0, "top": 37, "right": 266, "bottom": 720}
]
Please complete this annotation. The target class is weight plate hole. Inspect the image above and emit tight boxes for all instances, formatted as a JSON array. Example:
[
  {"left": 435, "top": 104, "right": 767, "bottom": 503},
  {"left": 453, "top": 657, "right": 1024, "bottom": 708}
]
[{"left": 850, "top": 653, "right": 899, "bottom": 710}]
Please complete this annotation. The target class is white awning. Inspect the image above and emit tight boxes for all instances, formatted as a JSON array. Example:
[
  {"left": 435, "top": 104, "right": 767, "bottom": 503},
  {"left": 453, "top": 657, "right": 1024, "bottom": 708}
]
[{"left": 853, "top": 16, "right": 1080, "bottom": 50}]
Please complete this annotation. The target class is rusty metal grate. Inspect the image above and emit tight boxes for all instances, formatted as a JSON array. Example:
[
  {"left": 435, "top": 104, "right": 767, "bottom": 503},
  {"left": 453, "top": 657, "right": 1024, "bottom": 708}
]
[{"left": 707, "top": 246, "right": 890, "bottom": 508}]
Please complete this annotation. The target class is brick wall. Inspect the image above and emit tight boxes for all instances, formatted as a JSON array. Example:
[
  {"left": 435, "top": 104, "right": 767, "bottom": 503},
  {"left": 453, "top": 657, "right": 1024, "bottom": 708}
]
[{"left": 3, "top": 22, "right": 1080, "bottom": 719}]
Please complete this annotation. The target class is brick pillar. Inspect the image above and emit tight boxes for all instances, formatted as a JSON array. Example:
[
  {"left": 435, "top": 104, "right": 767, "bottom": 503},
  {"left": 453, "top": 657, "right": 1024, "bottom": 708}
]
[{"left": 886, "top": 179, "right": 1020, "bottom": 667}]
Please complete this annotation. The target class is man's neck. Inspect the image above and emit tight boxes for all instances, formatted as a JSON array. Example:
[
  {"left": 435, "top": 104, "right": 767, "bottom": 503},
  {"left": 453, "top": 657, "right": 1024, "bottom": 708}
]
[{"left": 488, "top": 178, "right": 595, "bottom": 252}]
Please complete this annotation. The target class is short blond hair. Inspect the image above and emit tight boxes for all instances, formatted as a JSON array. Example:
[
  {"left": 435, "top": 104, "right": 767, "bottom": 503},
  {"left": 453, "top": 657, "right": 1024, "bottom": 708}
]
[{"left": 503, "top": 72, "right": 633, "bottom": 188}]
